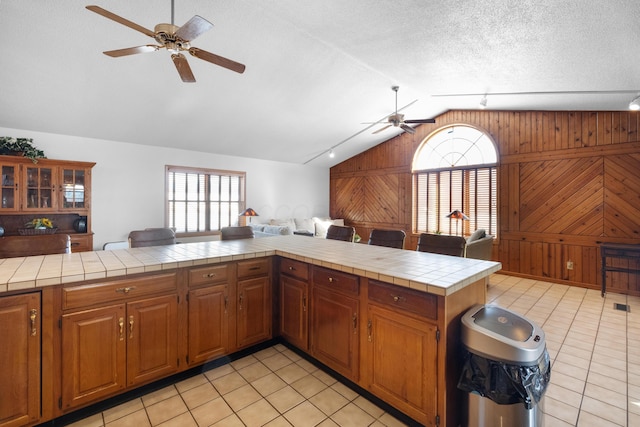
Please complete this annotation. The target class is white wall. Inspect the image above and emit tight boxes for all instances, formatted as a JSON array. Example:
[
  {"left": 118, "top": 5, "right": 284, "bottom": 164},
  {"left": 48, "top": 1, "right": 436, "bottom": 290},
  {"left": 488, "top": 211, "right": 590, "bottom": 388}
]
[{"left": 0, "top": 127, "right": 329, "bottom": 250}]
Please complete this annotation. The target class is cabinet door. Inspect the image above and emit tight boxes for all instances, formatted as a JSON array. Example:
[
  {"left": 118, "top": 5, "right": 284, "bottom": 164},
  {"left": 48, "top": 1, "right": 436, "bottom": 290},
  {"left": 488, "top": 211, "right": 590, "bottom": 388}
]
[
  {"left": 126, "top": 295, "right": 179, "bottom": 386},
  {"left": 237, "top": 276, "right": 272, "bottom": 349},
  {"left": 188, "top": 284, "right": 229, "bottom": 365},
  {"left": 23, "top": 165, "right": 55, "bottom": 211},
  {"left": 280, "top": 275, "right": 308, "bottom": 350},
  {"left": 365, "top": 305, "right": 438, "bottom": 426},
  {"left": 61, "top": 304, "right": 126, "bottom": 410},
  {"left": 311, "top": 286, "right": 359, "bottom": 380},
  {"left": 59, "top": 167, "right": 88, "bottom": 210},
  {"left": 0, "top": 293, "right": 40, "bottom": 427},
  {"left": 0, "top": 163, "right": 18, "bottom": 212}
]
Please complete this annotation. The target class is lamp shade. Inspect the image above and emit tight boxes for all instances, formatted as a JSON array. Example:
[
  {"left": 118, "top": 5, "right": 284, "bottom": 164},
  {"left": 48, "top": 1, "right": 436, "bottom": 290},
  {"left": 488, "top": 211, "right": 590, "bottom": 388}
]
[
  {"left": 239, "top": 208, "right": 259, "bottom": 217},
  {"left": 446, "top": 210, "right": 469, "bottom": 220}
]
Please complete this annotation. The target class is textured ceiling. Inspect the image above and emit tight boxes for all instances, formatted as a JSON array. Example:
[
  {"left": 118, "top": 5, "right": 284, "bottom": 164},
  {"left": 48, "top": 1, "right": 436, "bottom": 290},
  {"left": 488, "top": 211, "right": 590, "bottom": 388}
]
[{"left": 1, "top": 1, "right": 639, "bottom": 168}]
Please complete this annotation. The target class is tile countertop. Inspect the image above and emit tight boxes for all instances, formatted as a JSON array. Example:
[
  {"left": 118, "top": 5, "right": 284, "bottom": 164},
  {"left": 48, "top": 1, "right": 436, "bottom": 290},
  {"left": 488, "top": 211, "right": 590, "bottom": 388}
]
[{"left": 0, "top": 235, "right": 502, "bottom": 296}]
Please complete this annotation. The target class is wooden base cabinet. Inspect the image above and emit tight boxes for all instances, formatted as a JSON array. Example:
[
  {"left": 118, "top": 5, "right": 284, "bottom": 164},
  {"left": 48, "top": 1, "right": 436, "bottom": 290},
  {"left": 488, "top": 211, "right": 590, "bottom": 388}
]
[
  {"left": 236, "top": 259, "right": 272, "bottom": 350},
  {"left": 60, "top": 273, "right": 179, "bottom": 411},
  {"left": 279, "top": 258, "right": 310, "bottom": 350},
  {"left": 365, "top": 305, "right": 438, "bottom": 426},
  {"left": 310, "top": 267, "right": 360, "bottom": 381},
  {"left": 0, "top": 292, "right": 40, "bottom": 427},
  {"left": 187, "top": 264, "right": 231, "bottom": 365}
]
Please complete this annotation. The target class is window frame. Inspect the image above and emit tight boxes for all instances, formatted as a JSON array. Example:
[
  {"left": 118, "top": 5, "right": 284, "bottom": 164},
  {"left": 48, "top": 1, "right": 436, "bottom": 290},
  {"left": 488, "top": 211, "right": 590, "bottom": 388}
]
[
  {"left": 412, "top": 125, "right": 498, "bottom": 237},
  {"left": 165, "top": 165, "right": 246, "bottom": 237}
]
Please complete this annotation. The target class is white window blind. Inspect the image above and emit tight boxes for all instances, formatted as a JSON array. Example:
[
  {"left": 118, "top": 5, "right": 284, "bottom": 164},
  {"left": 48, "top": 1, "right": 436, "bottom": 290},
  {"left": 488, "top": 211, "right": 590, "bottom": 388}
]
[{"left": 166, "top": 166, "right": 246, "bottom": 234}]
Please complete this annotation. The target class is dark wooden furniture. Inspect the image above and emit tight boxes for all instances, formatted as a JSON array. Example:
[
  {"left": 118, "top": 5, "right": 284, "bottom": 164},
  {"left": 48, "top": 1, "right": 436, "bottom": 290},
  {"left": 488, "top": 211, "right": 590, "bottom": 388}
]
[
  {"left": 367, "top": 229, "right": 406, "bottom": 249},
  {"left": 220, "top": 226, "right": 254, "bottom": 240},
  {"left": 128, "top": 228, "right": 176, "bottom": 248},
  {"left": 0, "top": 155, "right": 95, "bottom": 252},
  {"left": 0, "top": 234, "right": 70, "bottom": 257},
  {"left": 600, "top": 243, "right": 640, "bottom": 296},
  {"left": 325, "top": 224, "right": 355, "bottom": 242},
  {"left": 416, "top": 233, "right": 466, "bottom": 257}
]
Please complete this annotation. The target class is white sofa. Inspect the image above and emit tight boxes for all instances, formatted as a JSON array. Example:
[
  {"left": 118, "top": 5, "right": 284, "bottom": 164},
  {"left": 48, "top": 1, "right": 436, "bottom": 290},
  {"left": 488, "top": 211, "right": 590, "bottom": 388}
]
[{"left": 248, "top": 217, "right": 344, "bottom": 238}]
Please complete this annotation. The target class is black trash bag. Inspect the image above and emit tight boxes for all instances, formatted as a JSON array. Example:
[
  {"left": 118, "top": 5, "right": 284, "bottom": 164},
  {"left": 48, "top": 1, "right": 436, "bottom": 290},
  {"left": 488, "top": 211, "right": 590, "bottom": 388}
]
[{"left": 457, "top": 349, "right": 551, "bottom": 410}]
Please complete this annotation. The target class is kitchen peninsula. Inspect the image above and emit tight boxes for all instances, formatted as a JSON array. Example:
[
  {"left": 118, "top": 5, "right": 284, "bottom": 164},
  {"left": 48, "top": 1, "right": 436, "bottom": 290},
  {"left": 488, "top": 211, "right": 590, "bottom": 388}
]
[{"left": 0, "top": 235, "right": 501, "bottom": 427}]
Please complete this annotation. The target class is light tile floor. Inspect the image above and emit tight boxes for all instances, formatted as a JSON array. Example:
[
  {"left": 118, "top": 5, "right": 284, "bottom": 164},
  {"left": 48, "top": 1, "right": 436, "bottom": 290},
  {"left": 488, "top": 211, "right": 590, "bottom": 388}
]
[{"left": 64, "top": 273, "right": 639, "bottom": 427}]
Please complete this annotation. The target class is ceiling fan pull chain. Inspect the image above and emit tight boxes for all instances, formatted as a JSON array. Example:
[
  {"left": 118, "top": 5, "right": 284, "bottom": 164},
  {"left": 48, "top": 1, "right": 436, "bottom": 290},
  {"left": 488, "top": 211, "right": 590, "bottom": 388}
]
[{"left": 171, "top": 0, "right": 175, "bottom": 25}]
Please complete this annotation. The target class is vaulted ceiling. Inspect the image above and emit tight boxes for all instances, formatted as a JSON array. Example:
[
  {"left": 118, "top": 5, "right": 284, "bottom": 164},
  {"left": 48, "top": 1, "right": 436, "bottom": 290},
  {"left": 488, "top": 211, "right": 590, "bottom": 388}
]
[{"left": 1, "top": 1, "right": 639, "bottom": 168}]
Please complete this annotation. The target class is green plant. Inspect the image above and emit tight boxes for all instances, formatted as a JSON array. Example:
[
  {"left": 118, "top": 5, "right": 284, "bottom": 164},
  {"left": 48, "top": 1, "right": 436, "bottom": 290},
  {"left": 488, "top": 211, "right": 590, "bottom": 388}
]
[{"left": 0, "top": 137, "right": 46, "bottom": 163}]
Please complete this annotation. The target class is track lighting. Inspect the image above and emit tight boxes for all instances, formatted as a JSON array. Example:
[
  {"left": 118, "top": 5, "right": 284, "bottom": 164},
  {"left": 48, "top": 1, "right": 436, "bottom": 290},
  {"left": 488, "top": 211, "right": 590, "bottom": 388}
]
[
  {"left": 629, "top": 95, "right": 640, "bottom": 111},
  {"left": 479, "top": 95, "right": 487, "bottom": 109},
  {"left": 328, "top": 149, "right": 335, "bottom": 158}
]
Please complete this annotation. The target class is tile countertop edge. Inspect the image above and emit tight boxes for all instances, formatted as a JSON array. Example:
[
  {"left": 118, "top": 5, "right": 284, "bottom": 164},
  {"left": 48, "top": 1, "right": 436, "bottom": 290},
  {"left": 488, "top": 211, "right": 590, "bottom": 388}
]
[{"left": 0, "top": 235, "right": 501, "bottom": 296}]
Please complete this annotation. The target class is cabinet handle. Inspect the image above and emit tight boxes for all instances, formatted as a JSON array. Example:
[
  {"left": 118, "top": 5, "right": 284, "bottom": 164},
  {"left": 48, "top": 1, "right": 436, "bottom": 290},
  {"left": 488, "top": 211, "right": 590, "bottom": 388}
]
[
  {"left": 239, "top": 293, "right": 243, "bottom": 310},
  {"left": 224, "top": 295, "right": 228, "bottom": 312},
  {"left": 391, "top": 295, "right": 405, "bottom": 303},
  {"left": 115, "top": 286, "right": 136, "bottom": 294},
  {"left": 29, "top": 309, "right": 37, "bottom": 336},
  {"left": 203, "top": 273, "right": 217, "bottom": 278},
  {"left": 352, "top": 313, "right": 357, "bottom": 333},
  {"left": 367, "top": 320, "right": 372, "bottom": 342},
  {"left": 302, "top": 295, "right": 307, "bottom": 312},
  {"left": 328, "top": 277, "right": 335, "bottom": 283},
  {"left": 129, "top": 315, "right": 134, "bottom": 339},
  {"left": 118, "top": 317, "right": 124, "bottom": 340},
  {"left": 249, "top": 266, "right": 261, "bottom": 271},
  {"left": 288, "top": 266, "right": 296, "bottom": 271}
]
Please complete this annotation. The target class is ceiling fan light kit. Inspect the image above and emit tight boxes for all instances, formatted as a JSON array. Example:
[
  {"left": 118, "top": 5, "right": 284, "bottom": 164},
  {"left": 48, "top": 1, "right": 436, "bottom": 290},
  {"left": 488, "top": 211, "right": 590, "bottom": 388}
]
[{"left": 85, "top": 3, "right": 245, "bottom": 82}]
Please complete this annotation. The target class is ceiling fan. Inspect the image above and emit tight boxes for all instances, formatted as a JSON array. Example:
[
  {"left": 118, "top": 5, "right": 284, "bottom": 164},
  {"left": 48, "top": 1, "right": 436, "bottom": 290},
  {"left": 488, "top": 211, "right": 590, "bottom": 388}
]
[
  {"left": 86, "top": 2, "right": 245, "bottom": 82},
  {"left": 371, "top": 86, "right": 435, "bottom": 135}
]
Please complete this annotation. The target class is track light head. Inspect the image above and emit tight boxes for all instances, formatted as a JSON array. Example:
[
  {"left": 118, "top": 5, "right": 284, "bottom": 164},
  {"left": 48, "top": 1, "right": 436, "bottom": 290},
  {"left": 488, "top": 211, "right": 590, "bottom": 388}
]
[
  {"left": 479, "top": 95, "right": 487, "bottom": 109},
  {"left": 630, "top": 95, "right": 640, "bottom": 111}
]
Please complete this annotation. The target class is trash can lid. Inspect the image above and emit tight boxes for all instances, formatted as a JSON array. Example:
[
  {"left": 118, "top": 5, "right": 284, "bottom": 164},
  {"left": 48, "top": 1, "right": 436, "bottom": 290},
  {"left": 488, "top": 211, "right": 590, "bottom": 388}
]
[
  {"left": 461, "top": 304, "right": 546, "bottom": 364},
  {"left": 472, "top": 306, "right": 533, "bottom": 341}
]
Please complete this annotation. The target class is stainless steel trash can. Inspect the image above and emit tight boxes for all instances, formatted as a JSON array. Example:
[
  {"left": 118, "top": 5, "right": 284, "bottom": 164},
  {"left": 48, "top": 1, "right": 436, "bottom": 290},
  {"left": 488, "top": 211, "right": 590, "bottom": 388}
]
[{"left": 458, "top": 304, "right": 550, "bottom": 427}]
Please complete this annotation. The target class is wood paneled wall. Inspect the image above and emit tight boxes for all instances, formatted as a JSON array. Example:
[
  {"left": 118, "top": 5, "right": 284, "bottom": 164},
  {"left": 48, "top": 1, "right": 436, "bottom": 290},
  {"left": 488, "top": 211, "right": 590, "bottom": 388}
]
[{"left": 330, "top": 110, "right": 640, "bottom": 295}]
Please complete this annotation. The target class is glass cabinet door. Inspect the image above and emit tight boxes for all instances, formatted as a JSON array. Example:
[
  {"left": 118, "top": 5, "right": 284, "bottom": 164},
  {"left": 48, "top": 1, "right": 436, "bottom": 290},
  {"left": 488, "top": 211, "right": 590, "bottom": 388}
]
[
  {"left": 61, "top": 168, "right": 86, "bottom": 209},
  {"left": 25, "top": 166, "right": 54, "bottom": 210},
  {"left": 0, "top": 164, "right": 17, "bottom": 211}
]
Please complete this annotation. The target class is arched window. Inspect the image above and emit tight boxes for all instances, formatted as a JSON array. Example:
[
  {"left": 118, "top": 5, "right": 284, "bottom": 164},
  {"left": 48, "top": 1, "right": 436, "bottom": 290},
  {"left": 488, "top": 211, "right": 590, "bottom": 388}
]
[{"left": 412, "top": 125, "right": 498, "bottom": 237}]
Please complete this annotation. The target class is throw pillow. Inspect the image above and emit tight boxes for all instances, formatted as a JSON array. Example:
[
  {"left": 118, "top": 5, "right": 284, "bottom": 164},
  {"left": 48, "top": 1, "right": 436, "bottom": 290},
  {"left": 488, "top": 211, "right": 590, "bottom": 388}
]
[{"left": 468, "top": 229, "right": 486, "bottom": 242}]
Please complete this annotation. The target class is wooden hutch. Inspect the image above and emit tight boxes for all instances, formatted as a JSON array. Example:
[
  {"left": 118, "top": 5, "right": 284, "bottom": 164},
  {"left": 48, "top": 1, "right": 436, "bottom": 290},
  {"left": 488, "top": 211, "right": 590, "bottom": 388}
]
[{"left": 0, "top": 155, "right": 95, "bottom": 252}]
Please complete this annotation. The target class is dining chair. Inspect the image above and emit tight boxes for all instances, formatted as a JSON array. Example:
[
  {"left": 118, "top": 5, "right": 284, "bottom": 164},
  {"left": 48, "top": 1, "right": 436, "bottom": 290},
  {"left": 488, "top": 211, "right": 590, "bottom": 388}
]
[
  {"left": 325, "top": 224, "right": 356, "bottom": 242},
  {"left": 367, "top": 229, "right": 406, "bottom": 249},
  {"left": 0, "top": 234, "right": 71, "bottom": 258},
  {"left": 416, "top": 233, "right": 466, "bottom": 257},
  {"left": 220, "top": 226, "right": 255, "bottom": 240},
  {"left": 128, "top": 228, "right": 176, "bottom": 248}
]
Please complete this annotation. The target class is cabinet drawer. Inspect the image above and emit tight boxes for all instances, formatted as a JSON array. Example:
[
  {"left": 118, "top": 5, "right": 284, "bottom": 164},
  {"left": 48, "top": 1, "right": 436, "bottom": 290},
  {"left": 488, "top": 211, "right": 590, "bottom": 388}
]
[
  {"left": 237, "top": 258, "right": 270, "bottom": 279},
  {"left": 70, "top": 234, "right": 93, "bottom": 252},
  {"left": 189, "top": 264, "right": 230, "bottom": 287},
  {"left": 62, "top": 272, "right": 178, "bottom": 310},
  {"left": 368, "top": 280, "right": 437, "bottom": 320},
  {"left": 280, "top": 258, "right": 309, "bottom": 281},
  {"left": 313, "top": 266, "right": 359, "bottom": 296}
]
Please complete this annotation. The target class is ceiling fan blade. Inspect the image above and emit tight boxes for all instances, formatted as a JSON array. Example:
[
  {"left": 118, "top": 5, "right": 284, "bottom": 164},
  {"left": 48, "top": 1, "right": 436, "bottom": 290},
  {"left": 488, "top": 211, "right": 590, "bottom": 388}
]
[
  {"left": 172, "top": 53, "right": 196, "bottom": 83},
  {"left": 373, "top": 125, "right": 392, "bottom": 134},
  {"left": 400, "top": 124, "right": 416, "bottom": 134},
  {"left": 86, "top": 5, "right": 155, "bottom": 38},
  {"left": 175, "top": 15, "right": 213, "bottom": 42},
  {"left": 103, "top": 45, "right": 160, "bottom": 57},
  {"left": 404, "top": 118, "right": 436, "bottom": 124},
  {"left": 189, "top": 47, "right": 246, "bottom": 74}
]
